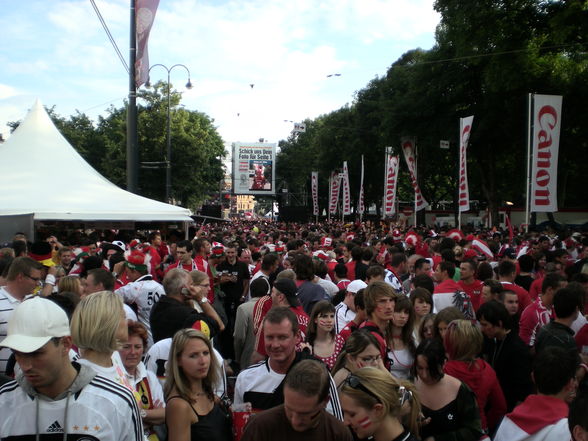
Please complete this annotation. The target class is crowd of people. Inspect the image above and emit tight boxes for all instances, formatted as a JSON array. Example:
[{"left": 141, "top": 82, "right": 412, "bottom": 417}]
[{"left": 0, "top": 219, "right": 588, "bottom": 440}]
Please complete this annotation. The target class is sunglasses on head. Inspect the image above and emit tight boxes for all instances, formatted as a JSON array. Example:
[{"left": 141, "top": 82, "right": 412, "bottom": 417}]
[{"left": 344, "top": 375, "right": 380, "bottom": 402}]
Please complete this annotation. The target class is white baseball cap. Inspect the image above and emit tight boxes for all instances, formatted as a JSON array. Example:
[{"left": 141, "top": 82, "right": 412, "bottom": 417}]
[
  {"left": 1, "top": 297, "right": 70, "bottom": 353},
  {"left": 347, "top": 280, "right": 367, "bottom": 294}
]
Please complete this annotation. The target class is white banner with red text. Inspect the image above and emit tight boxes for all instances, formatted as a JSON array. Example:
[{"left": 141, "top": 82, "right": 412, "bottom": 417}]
[
  {"left": 383, "top": 149, "right": 400, "bottom": 217},
  {"left": 311, "top": 171, "right": 319, "bottom": 216},
  {"left": 458, "top": 115, "right": 474, "bottom": 212},
  {"left": 401, "top": 137, "right": 428, "bottom": 211},
  {"left": 530, "top": 94, "right": 562, "bottom": 212}
]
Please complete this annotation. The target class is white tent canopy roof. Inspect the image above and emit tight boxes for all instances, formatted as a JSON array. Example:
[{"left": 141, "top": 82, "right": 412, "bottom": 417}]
[{"left": 0, "top": 100, "right": 193, "bottom": 222}]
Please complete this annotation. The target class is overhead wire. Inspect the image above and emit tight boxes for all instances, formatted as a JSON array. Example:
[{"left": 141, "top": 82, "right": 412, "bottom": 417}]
[{"left": 89, "top": 0, "right": 129, "bottom": 74}]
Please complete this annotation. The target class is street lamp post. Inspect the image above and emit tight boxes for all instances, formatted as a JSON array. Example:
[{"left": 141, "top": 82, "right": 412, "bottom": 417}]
[{"left": 145, "top": 64, "right": 192, "bottom": 203}]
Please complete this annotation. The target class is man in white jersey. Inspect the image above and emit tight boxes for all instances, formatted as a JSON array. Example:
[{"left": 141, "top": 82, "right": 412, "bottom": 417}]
[
  {"left": 115, "top": 251, "right": 165, "bottom": 347},
  {"left": 0, "top": 297, "right": 143, "bottom": 440},
  {"left": 0, "top": 257, "right": 43, "bottom": 374}
]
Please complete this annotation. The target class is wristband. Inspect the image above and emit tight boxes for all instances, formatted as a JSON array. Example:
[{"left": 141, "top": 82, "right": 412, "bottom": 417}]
[
  {"left": 198, "top": 297, "right": 209, "bottom": 304},
  {"left": 45, "top": 274, "right": 56, "bottom": 286}
]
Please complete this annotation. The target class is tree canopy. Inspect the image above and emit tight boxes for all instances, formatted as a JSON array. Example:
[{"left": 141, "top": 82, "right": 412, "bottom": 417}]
[{"left": 275, "top": 0, "right": 588, "bottom": 221}]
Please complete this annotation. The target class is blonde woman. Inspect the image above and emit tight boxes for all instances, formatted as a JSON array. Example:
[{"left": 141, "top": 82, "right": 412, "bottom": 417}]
[
  {"left": 71, "top": 291, "right": 131, "bottom": 386},
  {"left": 165, "top": 329, "right": 231, "bottom": 441},
  {"left": 339, "top": 367, "right": 421, "bottom": 441},
  {"left": 58, "top": 275, "right": 83, "bottom": 298}
]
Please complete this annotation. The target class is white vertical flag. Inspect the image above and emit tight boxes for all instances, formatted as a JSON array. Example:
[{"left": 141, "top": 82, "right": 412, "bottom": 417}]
[
  {"left": 530, "top": 94, "right": 562, "bottom": 212},
  {"left": 329, "top": 171, "right": 341, "bottom": 215},
  {"left": 311, "top": 171, "right": 319, "bottom": 216},
  {"left": 135, "top": 0, "right": 160, "bottom": 88},
  {"left": 358, "top": 156, "right": 365, "bottom": 215},
  {"left": 401, "top": 137, "right": 428, "bottom": 211},
  {"left": 383, "top": 148, "right": 400, "bottom": 217},
  {"left": 342, "top": 162, "right": 351, "bottom": 215},
  {"left": 458, "top": 116, "right": 474, "bottom": 212}
]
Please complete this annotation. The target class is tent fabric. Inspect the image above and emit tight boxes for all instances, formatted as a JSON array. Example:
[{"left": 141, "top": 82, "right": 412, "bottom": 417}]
[{"left": 0, "top": 100, "right": 193, "bottom": 222}]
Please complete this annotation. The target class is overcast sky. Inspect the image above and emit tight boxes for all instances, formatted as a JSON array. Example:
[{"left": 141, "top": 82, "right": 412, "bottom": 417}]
[{"left": 0, "top": 0, "right": 439, "bottom": 150}]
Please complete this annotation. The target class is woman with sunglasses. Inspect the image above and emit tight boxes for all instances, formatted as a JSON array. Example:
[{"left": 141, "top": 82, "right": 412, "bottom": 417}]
[
  {"left": 332, "top": 330, "right": 386, "bottom": 387},
  {"left": 339, "top": 367, "right": 421, "bottom": 441}
]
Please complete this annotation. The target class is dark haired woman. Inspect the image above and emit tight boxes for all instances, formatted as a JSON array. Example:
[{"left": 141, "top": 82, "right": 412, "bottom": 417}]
[{"left": 413, "top": 339, "right": 483, "bottom": 441}]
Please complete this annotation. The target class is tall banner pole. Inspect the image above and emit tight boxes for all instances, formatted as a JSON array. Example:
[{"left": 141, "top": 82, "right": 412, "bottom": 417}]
[
  {"left": 382, "top": 148, "right": 389, "bottom": 219},
  {"left": 358, "top": 155, "right": 365, "bottom": 222},
  {"left": 414, "top": 142, "right": 418, "bottom": 227},
  {"left": 525, "top": 93, "right": 533, "bottom": 232},
  {"left": 126, "top": 0, "right": 138, "bottom": 193},
  {"left": 327, "top": 173, "right": 331, "bottom": 222}
]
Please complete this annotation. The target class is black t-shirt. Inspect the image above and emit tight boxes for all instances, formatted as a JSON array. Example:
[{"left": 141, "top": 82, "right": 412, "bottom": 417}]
[
  {"left": 216, "top": 260, "right": 250, "bottom": 302},
  {"left": 149, "top": 295, "right": 219, "bottom": 343}
]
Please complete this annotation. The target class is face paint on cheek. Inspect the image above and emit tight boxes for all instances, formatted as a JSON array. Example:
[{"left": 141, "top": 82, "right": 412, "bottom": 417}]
[
  {"left": 358, "top": 416, "right": 372, "bottom": 429},
  {"left": 318, "top": 319, "right": 330, "bottom": 327}
]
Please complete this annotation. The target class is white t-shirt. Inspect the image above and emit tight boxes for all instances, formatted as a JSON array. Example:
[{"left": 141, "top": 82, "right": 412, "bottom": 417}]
[
  {"left": 0, "top": 287, "right": 21, "bottom": 374},
  {"left": 116, "top": 275, "right": 165, "bottom": 347}
]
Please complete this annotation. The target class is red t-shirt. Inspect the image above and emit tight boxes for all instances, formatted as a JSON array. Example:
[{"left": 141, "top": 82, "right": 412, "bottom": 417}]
[
  {"left": 458, "top": 279, "right": 484, "bottom": 312},
  {"left": 500, "top": 281, "right": 531, "bottom": 315}
]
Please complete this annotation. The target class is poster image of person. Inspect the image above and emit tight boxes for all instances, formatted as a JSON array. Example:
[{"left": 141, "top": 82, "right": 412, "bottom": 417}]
[{"left": 249, "top": 160, "right": 272, "bottom": 191}]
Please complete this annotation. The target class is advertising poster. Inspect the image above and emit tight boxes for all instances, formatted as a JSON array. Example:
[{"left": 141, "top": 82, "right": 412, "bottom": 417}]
[{"left": 232, "top": 142, "right": 276, "bottom": 195}]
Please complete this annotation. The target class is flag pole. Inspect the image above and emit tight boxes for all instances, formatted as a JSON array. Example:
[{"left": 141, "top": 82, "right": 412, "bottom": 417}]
[
  {"left": 414, "top": 141, "right": 418, "bottom": 228},
  {"left": 525, "top": 93, "right": 533, "bottom": 232},
  {"left": 126, "top": 0, "right": 138, "bottom": 193}
]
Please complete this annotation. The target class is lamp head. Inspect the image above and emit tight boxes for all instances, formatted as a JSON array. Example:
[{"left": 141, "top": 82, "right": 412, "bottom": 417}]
[{"left": 186, "top": 80, "right": 193, "bottom": 90}]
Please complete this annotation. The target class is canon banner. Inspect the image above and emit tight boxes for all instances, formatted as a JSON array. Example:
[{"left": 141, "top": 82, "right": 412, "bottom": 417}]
[
  {"left": 401, "top": 138, "right": 428, "bottom": 211},
  {"left": 135, "top": 0, "right": 160, "bottom": 88},
  {"left": 311, "top": 172, "right": 319, "bottom": 216},
  {"left": 232, "top": 142, "right": 276, "bottom": 195},
  {"left": 383, "top": 151, "right": 399, "bottom": 217},
  {"left": 329, "top": 171, "right": 341, "bottom": 215},
  {"left": 342, "top": 162, "right": 351, "bottom": 215},
  {"left": 458, "top": 116, "right": 474, "bottom": 212},
  {"left": 358, "top": 156, "right": 365, "bottom": 215},
  {"left": 530, "top": 94, "right": 562, "bottom": 212}
]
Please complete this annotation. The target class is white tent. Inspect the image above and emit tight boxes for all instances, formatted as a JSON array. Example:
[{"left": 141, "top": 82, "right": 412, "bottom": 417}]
[{"left": 0, "top": 100, "right": 193, "bottom": 222}]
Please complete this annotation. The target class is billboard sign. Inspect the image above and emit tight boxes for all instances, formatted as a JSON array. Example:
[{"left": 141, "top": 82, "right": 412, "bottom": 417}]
[{"left": 232, "top": 142, "right": 276, "bottom": 195}]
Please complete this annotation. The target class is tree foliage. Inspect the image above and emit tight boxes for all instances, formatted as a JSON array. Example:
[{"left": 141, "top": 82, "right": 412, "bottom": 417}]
[{"left": 275, "top": 0, "right": 588, "bottom": 221}]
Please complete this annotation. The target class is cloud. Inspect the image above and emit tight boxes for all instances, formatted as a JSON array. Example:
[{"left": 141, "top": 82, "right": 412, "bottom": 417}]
[{"left": 0, "top": 0, "right": 439, "bottom": 145}]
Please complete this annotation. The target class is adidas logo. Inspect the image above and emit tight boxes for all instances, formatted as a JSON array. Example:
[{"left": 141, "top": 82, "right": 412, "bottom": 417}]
[{"left": 47, "top": 420, "right": 63, "bottom": 433}]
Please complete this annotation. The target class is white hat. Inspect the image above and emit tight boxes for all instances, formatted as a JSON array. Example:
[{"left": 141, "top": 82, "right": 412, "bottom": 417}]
[
  {"left": 347, "top": 279, "right": 367, "bottom": 294},
  {"left": 0, "top": 297, "right": 70, "bottom": 353}
]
